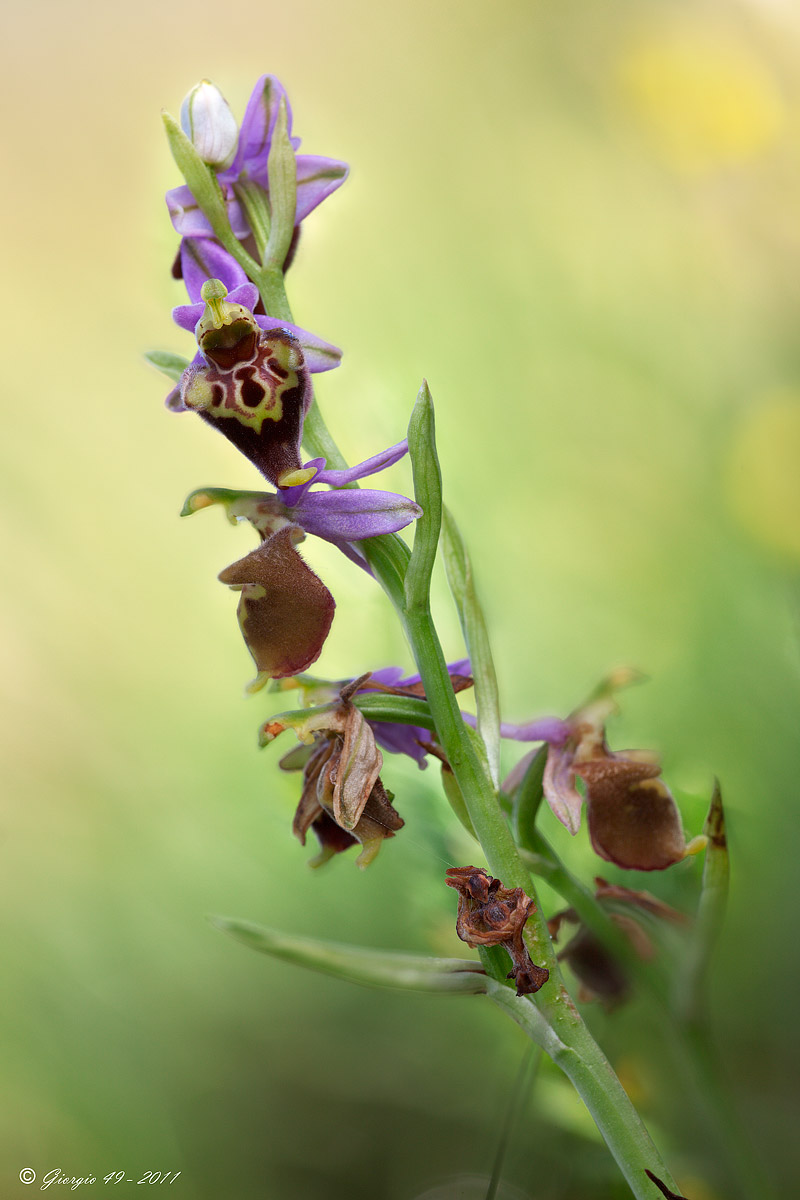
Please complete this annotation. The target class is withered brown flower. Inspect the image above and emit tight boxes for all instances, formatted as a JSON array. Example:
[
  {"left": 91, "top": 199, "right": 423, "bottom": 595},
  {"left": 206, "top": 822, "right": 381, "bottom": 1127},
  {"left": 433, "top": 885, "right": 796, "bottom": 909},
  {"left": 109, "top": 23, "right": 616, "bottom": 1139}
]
[
  {"left": 548, "top": 877, "right": 688, "bottom": 1007},
  {"left": 539, "top": 672, "right": 698, "bottom": 871},
  {"left": 445, "top": 866, "right": 549, "bottom": 995},
  {"left": 266, "top": 677, "right": 404, "bottom": 868}
]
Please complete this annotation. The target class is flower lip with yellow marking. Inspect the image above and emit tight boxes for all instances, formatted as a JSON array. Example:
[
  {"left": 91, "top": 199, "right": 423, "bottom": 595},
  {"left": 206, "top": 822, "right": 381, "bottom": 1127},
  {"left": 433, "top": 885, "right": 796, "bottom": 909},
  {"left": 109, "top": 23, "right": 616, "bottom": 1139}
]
[{"left": 278, "top": 466, "right": 318, "bottom": 489}]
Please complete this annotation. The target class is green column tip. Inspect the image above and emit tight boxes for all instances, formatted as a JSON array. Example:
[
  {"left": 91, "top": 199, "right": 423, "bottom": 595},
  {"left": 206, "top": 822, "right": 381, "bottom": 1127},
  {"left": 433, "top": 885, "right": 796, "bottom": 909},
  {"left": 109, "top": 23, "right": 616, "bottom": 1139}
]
[{"left": 200, "top": 278, "right": 230, "bottom": 328}]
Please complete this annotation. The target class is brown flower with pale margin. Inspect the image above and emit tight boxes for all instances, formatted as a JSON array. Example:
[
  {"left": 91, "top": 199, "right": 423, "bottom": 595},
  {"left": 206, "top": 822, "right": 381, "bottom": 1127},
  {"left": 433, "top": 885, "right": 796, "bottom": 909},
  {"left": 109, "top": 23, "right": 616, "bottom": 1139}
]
[
  {"left": 548, "top": 877, "right": 688, "bottom": 1007},
  {"left": 183, "top": 488, "right": 335, "bottom": 684},
  {"left": 539, "top": 671, "right": 704, "bottom": 871},
  {"left": 445, "top": 866, "right": 549, "bottom": 995},
  {"left": 263, "top": 677, "right": 404, "bottom": 868}
]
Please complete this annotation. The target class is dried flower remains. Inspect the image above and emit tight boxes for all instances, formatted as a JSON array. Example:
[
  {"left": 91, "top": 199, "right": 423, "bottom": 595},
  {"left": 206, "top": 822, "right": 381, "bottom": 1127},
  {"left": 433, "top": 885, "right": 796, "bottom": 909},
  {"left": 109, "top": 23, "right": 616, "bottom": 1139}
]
[{"left": 445, "top": 866, "right": 549, "bottom": 995}]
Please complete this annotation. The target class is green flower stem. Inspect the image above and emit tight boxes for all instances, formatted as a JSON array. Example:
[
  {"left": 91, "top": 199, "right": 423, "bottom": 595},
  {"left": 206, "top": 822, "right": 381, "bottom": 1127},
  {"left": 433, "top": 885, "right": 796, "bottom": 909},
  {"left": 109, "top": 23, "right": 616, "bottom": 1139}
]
[
  {"left": 302, "top": 398, "right": 350, "bottom": 471},
  {"left": 441, "top": 504, "right": 502, "bottom": 789},
  {"left": 486, "top": 981, "right": 682, "bottom": 1199},
  {"left": 254, "top": 264, "right": 681, "bottom": 1200}
]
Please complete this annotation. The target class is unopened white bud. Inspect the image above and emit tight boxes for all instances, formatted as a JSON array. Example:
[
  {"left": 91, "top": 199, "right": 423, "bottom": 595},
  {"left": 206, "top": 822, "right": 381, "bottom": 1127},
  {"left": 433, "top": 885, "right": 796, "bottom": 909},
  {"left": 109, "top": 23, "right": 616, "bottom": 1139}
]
[{"left": 180, "top": 79, "right": 238, "bottom": 169}]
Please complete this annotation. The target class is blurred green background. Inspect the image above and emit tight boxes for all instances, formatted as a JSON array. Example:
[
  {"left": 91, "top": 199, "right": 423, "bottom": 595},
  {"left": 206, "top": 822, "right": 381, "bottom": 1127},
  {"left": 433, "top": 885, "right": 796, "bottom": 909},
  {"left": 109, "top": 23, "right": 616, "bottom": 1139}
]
[{"left": 3, "top": 0, "right": 800, "bottom": 1196}]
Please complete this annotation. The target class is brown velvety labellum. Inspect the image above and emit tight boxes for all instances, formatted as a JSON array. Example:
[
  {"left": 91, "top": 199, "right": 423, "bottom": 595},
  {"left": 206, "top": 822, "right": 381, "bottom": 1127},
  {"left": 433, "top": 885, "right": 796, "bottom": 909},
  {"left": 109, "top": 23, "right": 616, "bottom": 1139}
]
[
  {"left": 578, "top": 759, "right": 686, "bottom": 871},
  {"left": 218, "top": 525, "right": 335, "bottom": 678}
]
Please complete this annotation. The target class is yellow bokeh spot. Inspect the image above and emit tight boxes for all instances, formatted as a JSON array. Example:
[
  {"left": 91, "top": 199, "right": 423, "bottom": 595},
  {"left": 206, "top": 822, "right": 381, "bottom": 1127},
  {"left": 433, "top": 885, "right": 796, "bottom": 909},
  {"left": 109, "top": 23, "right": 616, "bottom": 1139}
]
[
  {"left": 614, "top": 1056, "right": 651, "bottom": 1106},
  {"left": 674, "top": 1177, "right": 721, "bottom": 1200},
  {"left": 724, "top": 392, "right": 800, "bottom": 561},
  {"left": 618, "top": 32, "right": 784, "bottom": 170}
]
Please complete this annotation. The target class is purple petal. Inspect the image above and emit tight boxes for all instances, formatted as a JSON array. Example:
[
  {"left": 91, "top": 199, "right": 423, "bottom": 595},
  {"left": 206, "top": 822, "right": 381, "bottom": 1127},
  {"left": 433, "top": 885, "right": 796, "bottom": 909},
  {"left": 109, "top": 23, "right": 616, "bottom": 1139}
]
[
  {"left": 543, "top": 746, "right": 583, "bottom": 835},
  {"left": 367, "top": 666, "right": 408, "bottom": 688},
  {"left": 379, "top": 658, "right": 470, "bottom": 691},
  {"left": 315, "top": 440, "right": 409, "bottom": 487},
  {"left": 499, "top": 716, "right": 572, "bottom": 745},
  {"left": 166, "top": 185, "right": 214, "bottom": 238},
  {"left": 292, "top": 488, "right": 422, "bottom": 542},
  {"left": 371, "top": 722, "right": 430, "bottom": 768},
  {"left": 231, "top": 75, "right": 290, "bottom": 177},
  {"left": 166, "top": 182, "right": 248, "bottom": 240},
  {"left": 295, "top": 155, "right": 350, "bottom": 222},
  {"left": 165, "top": 384, "right": 186, "bottom": 412},
  {"left": 325, "top": 536, "right": 373, "bottom": 575},
  {"left": 180, "top": 239, "right": 248, "bottom": 302},
  {"left": 462, "top": 710, "right": 568, "bottom": 746}
]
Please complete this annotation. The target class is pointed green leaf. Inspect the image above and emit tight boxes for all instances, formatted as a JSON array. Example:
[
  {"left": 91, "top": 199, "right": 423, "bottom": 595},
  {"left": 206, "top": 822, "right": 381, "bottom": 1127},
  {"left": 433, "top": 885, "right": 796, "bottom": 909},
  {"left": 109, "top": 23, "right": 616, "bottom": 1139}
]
[
  {"left": 676, "top": 780, "right": 730, "bottom": 1022},
  {"left": 441, "top": 505, "right": 502, "bottom": 788},
  {"left": 144, "top": 349, "right": 191, "bottom": 384},
  {"left": 233, "top": 179, "right": 271, "bottom": 263},
  {"left": 511, "top": 744, "right": 548, "bottom": 845},
  {"left": 405, "top": 380, "right": 441, "bottom": 614},
  {"left": 264, "top": 97, "right": 297, "bottom": 270},
  {"left": 211, "top": 918, "right": 488, "bottom": 993}
]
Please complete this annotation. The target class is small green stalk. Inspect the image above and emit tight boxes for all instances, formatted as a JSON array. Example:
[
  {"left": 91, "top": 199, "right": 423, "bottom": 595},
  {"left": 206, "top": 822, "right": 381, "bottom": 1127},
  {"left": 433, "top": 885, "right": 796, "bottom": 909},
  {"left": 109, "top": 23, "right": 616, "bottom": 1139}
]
[{"left": 441, "top": 504, "right": 502, "bottom": 789}]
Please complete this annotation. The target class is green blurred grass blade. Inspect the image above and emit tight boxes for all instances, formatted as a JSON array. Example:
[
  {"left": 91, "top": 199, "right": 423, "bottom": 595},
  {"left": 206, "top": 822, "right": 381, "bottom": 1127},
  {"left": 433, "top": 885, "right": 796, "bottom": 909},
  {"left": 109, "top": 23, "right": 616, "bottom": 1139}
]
[
  {"left": 441, "top": 505, "right": 502, "bottom": 789},
  {"left": 211, "top": 918, "right": 488, "bottom": 994},
  {"left": 143, "top": 349, "right": 190, "bottom": 383}
]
